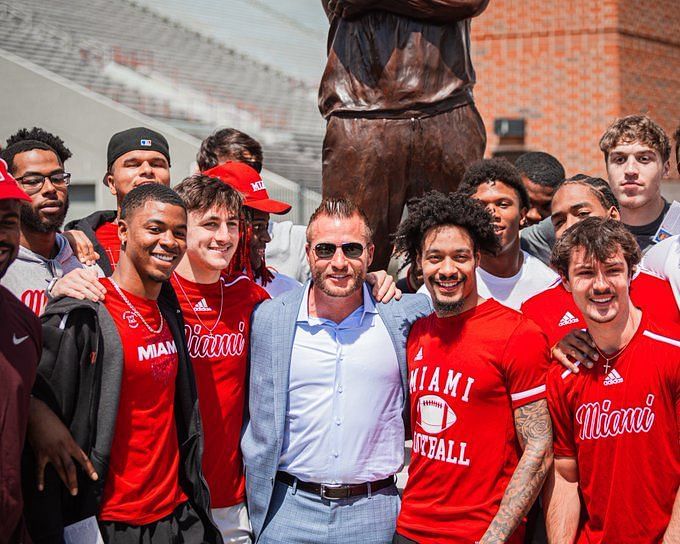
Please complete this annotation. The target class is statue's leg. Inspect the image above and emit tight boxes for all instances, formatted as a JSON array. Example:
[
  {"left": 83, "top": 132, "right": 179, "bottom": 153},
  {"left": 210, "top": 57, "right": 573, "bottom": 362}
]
[
  {"left": 322, "top": 115, "right": 411, "bottom": 271},
  {"left": 405, "top": 103, "right": 487, "bottom": 201}
]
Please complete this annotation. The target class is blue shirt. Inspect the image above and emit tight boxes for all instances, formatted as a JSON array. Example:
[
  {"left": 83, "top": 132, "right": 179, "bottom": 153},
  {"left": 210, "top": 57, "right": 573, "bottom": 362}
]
[{"left": 278, "top": 283, "right": 403, "bottom": 484}]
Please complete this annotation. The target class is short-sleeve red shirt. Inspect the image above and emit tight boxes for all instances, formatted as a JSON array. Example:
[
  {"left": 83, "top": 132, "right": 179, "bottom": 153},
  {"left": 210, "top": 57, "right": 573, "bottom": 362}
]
[
  {"left": 171, "top": 272, "right": 269, "bottom": 508},
  {"left": 95, "top": 221, "right": 122, "bottom": 272},
  {"left": 397, "top": 299, "right": 550, "bottom": 544},
  {"left": 521, "top": 270, "right": 679, "bottom": 346},
  {"left": 547, "top": 317, "right": 680, "bottom": 543},
  {"left": 99, "top": 278, "right": 187, "bottom": 524}
]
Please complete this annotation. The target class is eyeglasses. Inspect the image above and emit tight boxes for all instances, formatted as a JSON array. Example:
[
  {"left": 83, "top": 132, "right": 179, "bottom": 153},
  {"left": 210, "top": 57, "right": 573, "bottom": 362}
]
[
  {"left": 16, "top": 172, "right": 71, "bottom": 195},
  {"left": 313, "top": 242, "right": 365, "bottom": 259}
]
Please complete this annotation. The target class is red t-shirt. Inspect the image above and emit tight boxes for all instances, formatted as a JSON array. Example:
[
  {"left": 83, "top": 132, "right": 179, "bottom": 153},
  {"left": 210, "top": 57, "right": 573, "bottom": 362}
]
[
  {"left": 95, "top": 221, "right": 122, "bottom": 272},
  {"left": 521, "top": 270, "right": 679, "bottom": 346},
  {"left": 397, "top": 299, "right": 550, "bottom": 544},
  {"left": 99, "top": 278, "right": 187, "bottom": 524},
  {"left": 546, "top": 317, "right": 680, "bottom": 543},
  {"left": 171, "top": 272, "right": 269, "bottom": 508}
]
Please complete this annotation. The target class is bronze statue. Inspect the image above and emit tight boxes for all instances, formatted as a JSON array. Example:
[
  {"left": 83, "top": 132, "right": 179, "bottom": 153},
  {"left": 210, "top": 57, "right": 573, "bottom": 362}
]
[{"left": 320, "top": 0, "right": 489, "bottom": 270}]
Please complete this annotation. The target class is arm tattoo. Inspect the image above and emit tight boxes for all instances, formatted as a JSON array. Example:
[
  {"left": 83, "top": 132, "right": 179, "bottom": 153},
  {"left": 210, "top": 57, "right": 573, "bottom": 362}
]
[{"left": 480, "top": 399, "right": 553, "bottom": 544}]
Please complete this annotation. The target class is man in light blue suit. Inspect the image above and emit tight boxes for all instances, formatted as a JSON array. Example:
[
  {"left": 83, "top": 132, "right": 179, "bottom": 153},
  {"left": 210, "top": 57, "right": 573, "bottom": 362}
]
[{"left": 242, "top": 197, "right": 431, "bottom": 543}]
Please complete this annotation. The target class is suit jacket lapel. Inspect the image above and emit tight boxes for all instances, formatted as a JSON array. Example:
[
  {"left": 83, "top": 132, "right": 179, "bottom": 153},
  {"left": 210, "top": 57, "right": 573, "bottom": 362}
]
[
  {"left": 272, "top": 288, "right": 306, "bottom": 447},
  {"left": 376, "top": 300, "right": 409, "bottom": 406}
]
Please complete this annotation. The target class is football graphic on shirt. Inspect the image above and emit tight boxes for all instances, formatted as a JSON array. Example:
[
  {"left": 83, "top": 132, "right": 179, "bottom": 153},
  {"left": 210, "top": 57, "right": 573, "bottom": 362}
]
[{"left": 417, "top": 394, "right": 457, "bottom": 434}]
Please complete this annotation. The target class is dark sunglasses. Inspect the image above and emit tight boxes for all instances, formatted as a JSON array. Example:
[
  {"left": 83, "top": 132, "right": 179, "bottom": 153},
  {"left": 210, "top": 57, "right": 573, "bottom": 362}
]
[{"left": 313, "top": 242, "right": 365, "bottom": 259}]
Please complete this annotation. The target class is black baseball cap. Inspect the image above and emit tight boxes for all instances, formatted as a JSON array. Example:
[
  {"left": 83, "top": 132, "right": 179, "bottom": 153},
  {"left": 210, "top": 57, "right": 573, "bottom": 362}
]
[{"left": 107, "top": 127, "right": 171, "bottom": 171}]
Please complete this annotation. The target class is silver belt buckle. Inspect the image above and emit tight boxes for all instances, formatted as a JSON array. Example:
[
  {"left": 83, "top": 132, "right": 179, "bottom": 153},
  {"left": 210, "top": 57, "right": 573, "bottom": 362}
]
[{"left": 320, "top": 483, "right": 346, "bottom": 500}]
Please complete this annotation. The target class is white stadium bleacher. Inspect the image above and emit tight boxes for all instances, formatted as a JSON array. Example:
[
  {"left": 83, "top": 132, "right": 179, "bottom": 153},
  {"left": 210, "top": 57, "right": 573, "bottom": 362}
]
[{"left": 0, "top": 0, "right": 326, "bottom": 192}]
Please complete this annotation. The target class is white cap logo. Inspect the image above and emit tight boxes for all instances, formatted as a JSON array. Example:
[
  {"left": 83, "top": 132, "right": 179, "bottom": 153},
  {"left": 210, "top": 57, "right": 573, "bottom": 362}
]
[
  {"left": 250, "top": 180, "right": 266, "bottom": 192},
  {"left": 140, "top": 139, "right": 152, "bottom": 147}
]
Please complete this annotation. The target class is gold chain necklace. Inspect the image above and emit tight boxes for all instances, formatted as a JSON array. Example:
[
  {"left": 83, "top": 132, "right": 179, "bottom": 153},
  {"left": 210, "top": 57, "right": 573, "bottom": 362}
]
[
  {"left": 109, "top": 279, "right": 164, "bottom": 334},
  {"left": 173, "top": 273, "right": 224, "bottom": 335}
]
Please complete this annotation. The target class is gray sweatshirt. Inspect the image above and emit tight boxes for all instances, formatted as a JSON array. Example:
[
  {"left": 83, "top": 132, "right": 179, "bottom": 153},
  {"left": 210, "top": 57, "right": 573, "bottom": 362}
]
[{"left": 1, "top": 233, "right": 82, "bottom": 315}]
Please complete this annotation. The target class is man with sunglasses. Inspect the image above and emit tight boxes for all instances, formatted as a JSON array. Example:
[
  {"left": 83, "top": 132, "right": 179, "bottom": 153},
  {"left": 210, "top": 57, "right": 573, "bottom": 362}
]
[
  {"left": 242, "top": 197, "right": 432, "bottom": 543},
  {"left": 0, "top": 128, "right": 88, "bottom": 315}
]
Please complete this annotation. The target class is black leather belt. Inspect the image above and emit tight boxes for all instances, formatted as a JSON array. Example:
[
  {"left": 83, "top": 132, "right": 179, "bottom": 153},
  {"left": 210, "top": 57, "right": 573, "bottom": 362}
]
[{"left": 276, "top": 471, "right": 395, "bottom": 500}]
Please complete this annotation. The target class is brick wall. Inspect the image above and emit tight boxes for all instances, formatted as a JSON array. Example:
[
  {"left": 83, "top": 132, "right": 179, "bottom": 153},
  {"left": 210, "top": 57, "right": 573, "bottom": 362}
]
[{"left": 471, "top": 0, "right": 680, "bottom": 180}]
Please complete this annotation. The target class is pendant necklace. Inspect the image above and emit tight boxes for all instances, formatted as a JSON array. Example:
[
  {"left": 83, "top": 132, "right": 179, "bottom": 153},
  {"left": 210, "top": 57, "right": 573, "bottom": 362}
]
[
  {"left": 109, "top": 278, "right": 164, "bottom": 334},
  {"left": 594, "top": 338, "right": 632, "bottom": 374},
  {"left": 173, "top": 273, "right": 224, "bottom": 336}
]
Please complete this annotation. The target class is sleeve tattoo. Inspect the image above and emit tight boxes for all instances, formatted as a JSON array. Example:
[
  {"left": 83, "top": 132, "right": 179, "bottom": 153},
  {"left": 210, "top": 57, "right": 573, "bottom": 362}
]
[{"left": 480, "top": 399, "right": 554, "bottom": 544}]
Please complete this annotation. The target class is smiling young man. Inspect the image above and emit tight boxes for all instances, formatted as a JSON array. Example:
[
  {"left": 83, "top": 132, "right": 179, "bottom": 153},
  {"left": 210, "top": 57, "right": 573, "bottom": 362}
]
[
  {"left": 203, "top": 161, "right": 301, "bottom": 297},
  {"left": 544, "top": 217, "right": 680, "bottom": 543},
  {"left": 172, "top": 174, "right": 269, "bottom": 542},
  {"left": 452, "top": 158, "right": 558, "bottom": 309},
  {"left": 25, "top": 184, "right": 220, "bottom": 543},
  {"left": 521, "top": 175, "right": 678, "bottom": 347},
  {"left": 198, "top": 128, "right": 311, "bottom": 284},
  {"left": 599, "top": 115, "right": 671, "bottom": 252},
  {"left": 0, "top": 129, "right": 86, "bottom": 315},
  {"left": 393, "top": 191, "right": 552, "bottom": 544},
  {"left": 66, "top": 127, "right": 172, "bottom": 275}
]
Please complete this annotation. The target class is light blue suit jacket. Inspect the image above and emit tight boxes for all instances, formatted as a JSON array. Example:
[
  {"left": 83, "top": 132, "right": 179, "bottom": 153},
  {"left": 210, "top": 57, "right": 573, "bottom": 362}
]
[{"left": 241, "top": 284, "right": 432, "bottom": 540}]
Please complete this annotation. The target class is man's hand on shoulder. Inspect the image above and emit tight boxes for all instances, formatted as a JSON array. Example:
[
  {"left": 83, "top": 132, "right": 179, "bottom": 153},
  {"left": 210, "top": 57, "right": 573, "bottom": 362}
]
[
  {"left": 552, "top": 330, "right": 598, "bottom": 372},
  {"left": 366, "top": 270, "right": 402, "bottom": 303},
  {"left": 63, "top": 230, "right": 99, "bottom": 266},
  {"left": 50, "top": 267, "right": 107, "bottom": 302}
]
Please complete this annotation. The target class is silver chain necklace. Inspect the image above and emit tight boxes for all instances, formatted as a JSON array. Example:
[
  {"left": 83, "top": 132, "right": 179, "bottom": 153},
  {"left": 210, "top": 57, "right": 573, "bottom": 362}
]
[
  {"left": 109, "top": 278, "right": 164, "bottom": 334},
  {"left": 173, "top": 272, "right": 225, "bottom": 335}
]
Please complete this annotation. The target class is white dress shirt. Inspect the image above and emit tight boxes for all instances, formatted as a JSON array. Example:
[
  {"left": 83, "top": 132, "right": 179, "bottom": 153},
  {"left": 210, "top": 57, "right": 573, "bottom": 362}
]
[{"left": 278, "top": 283, "right": 403, "bottom": 484}]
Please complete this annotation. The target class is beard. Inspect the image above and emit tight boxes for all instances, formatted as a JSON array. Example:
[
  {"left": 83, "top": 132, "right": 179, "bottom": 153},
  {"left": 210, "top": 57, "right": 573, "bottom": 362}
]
[
  {"left": 432, "top": 297, "right": 465, "bottom": 316},
  {"left": 20, "top": 197, "right": 69, "bottom": 233},
  {"left": 313, "top": 267, "right": 365, "bottom": 298}
]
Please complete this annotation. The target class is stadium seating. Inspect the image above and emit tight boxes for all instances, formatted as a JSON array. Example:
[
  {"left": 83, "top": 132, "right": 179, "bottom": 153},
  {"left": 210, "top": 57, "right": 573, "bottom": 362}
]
[{"left": 0, "top": 0, "right": 324, "bottom": 190}]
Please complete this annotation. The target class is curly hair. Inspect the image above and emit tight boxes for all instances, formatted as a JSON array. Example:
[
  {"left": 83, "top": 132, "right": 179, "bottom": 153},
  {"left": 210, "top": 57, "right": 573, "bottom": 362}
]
[
  {"left": 1, "top": 127, "right": 72, "bottom": 173},
  {"left": 599, "top": 115, "right": 670, "bottom": 163},
  {"left": 514, "top": 151, "right": 565, "bottom": 188},
  {"left": 550, "top": 217, "right": 640, "bottom": 279},
  {"left": 197, "top": 128, "right": 262, "bottom": 173},
  {"left": 393, "top": 191, "right": 500, "bottom": 267},
  {"left": 457, "top": 158, "right": 530, "bottom": 211}
]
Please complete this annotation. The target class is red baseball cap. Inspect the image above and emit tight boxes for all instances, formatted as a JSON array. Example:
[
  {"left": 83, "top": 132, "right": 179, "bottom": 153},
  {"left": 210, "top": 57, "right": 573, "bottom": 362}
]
[
  {"left": 0, "top": 159, "right": 31, "bottom": 202},
  {"left": 203, "top": 162, "right": 292, "bottom": 215}
]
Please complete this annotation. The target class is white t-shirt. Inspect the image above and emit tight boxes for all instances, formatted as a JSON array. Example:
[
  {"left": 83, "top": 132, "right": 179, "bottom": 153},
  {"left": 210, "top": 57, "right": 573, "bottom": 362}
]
[
  {"left": 418, "top": 250, "right": 559, "bottom": 310},
  {"left": 266, "top": 221, "right": 310, "bottom": 283},
  {"left": 642, "top": 234, "right": 680, "bottom": 308},
  {"left": 256, "top": 269, "right": 301, "bottom": 299}
]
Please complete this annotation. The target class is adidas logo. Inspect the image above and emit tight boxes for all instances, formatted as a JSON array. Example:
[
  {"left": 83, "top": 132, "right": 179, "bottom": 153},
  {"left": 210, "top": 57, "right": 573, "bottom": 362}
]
[
  {"left": 193, "top": 298, "right": 212, "bottom": 312},
  {"left": 603, "top": 369, "right": 624, "bottom": 386},
  {"left": 414, "top": 347, "right": 424, "bottom": 361},
  {"left": 558, "top": 311, "right": 580, "bottom": 327}
]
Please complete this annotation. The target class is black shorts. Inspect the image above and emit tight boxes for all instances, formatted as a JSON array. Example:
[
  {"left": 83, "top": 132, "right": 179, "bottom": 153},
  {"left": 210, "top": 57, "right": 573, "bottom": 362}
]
[{"left": 99, "top": 502, "right": 204, "bottom": 544}]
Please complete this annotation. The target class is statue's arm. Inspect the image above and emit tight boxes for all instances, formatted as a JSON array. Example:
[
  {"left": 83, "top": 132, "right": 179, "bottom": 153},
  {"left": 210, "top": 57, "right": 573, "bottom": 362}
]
[{"left": 328, "top": 0, "right": 489, "bottom": 22}]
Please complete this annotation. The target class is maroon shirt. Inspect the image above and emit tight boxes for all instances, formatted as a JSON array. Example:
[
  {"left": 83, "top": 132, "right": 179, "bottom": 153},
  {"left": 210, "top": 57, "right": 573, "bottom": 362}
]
[{"left": 0, "top": 285, "right": 41, "bottom": 544}]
